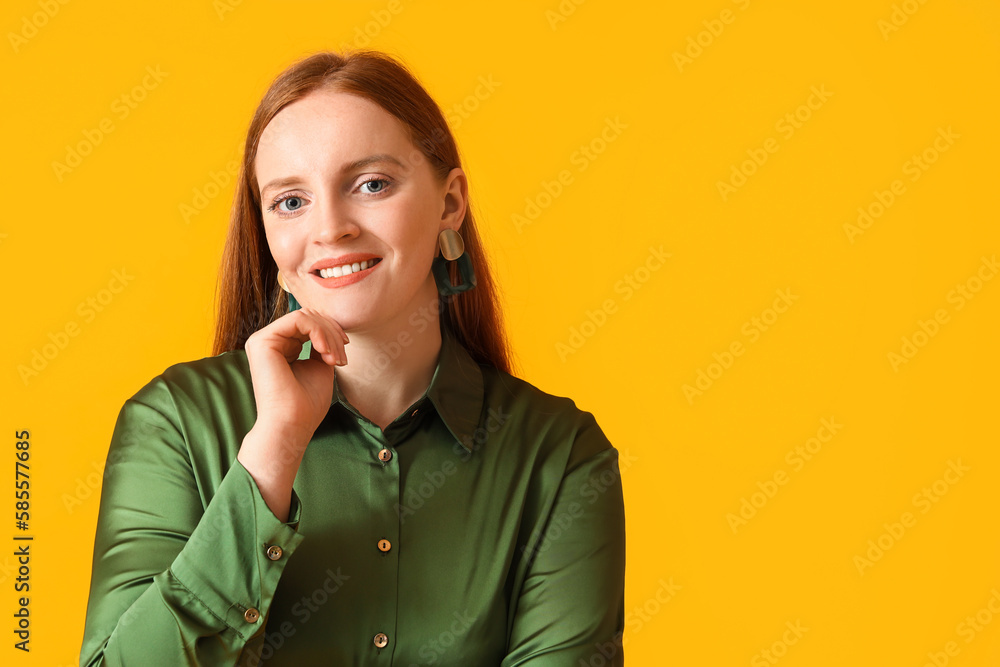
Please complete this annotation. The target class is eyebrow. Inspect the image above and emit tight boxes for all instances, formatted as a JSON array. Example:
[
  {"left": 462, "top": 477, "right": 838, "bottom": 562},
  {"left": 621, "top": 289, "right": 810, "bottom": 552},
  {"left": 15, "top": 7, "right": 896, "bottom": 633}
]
[{"left": 259, "top": 153, "right": 406, "bottom": 199}]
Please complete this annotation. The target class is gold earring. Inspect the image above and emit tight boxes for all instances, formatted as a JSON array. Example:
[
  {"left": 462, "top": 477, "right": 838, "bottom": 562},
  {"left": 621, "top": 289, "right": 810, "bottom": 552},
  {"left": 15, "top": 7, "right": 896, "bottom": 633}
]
[
  {"left": 438, "top": 228, "right": 464, "bottom": 260},
  {"left": 432, "top": 229, "right": 476, "bottom": 295}
]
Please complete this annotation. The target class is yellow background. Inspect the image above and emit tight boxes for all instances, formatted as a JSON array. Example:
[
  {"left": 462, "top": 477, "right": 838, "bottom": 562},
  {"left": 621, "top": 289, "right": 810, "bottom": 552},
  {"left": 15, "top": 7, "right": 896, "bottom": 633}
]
[{"left": 2, "top": 0, "right": 999, "bottom": 664}]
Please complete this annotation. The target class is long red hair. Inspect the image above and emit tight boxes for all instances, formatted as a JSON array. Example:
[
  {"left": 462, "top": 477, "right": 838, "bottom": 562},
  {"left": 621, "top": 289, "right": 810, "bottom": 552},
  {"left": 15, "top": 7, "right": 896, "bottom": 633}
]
[{"left": 211, "top": 50, "right": 514, "bottom": 375}]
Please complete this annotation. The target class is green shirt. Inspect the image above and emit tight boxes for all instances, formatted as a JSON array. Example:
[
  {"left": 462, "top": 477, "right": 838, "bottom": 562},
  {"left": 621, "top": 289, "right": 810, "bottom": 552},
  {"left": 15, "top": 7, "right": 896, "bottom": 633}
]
[{"left": 81, "top": 323, "right": 626, "bottom": 666}]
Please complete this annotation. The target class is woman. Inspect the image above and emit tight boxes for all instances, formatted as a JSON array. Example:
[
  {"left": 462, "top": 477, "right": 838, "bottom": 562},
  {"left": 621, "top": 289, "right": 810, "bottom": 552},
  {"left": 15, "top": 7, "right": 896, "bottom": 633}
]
[{"left": 81, "top": 50, "right": 626, "bottom": 666}]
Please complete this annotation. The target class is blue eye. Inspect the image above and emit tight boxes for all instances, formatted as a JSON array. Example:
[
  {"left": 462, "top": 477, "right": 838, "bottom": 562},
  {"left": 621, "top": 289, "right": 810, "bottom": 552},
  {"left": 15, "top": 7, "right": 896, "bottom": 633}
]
[
  {"left": 267, "top": 194, "right": 307, "bottom": 216},
  {"left": 359, "top": 178, "right": 392, "bottom": 196}
]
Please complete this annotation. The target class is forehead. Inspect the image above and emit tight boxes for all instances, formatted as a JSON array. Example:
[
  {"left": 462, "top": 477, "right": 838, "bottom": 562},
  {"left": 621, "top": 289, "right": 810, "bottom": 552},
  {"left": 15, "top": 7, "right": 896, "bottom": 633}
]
[{"left": 255, "top": 90, "right": 412, "bottom": 179}]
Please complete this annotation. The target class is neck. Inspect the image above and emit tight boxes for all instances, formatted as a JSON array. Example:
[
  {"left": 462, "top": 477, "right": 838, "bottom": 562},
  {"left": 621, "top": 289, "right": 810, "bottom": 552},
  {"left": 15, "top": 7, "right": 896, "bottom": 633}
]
[{"left": 333, "top": 281, "right": 444, "bottom": 431}]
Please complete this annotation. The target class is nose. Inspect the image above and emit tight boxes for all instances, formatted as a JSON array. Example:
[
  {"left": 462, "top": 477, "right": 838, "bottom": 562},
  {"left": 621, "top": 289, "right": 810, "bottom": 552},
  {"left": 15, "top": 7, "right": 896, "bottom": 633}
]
[{"left": 312, "top": 192, "right": 360, "bottom": 244}]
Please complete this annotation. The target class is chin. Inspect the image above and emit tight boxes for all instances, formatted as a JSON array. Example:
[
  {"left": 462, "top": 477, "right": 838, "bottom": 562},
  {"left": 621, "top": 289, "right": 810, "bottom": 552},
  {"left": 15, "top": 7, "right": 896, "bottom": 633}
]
[{"left": 307, "top": 300, "right": 383, "bottom": 332}]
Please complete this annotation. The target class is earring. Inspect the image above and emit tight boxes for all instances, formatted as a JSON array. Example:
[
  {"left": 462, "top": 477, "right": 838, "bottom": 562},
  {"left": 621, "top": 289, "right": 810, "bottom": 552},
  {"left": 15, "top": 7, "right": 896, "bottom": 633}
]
[
  {"left": 276, "top": 270, "right": 301, "bottom": 312},
  {"left": 431, "top": 229, "right": 477, "bottom": 296}
]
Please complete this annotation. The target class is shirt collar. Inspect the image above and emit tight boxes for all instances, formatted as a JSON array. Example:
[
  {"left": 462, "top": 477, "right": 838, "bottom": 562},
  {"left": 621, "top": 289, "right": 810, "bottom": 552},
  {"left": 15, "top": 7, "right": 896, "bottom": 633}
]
[
  {"left": 301, "top": 324, "right": 484, "bottom": 452},
  {"left": 423, "top": 324, "right": 485, "bottom": 453}
]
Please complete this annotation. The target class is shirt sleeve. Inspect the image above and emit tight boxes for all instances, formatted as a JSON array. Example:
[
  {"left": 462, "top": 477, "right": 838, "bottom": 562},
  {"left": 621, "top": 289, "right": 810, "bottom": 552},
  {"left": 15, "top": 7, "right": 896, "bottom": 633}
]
[
  {"left": 79, "top": 383, "right": 306, "bottom": 667},
  {"left": 501, "top": 413, "right": 627, "bottom": 666}
]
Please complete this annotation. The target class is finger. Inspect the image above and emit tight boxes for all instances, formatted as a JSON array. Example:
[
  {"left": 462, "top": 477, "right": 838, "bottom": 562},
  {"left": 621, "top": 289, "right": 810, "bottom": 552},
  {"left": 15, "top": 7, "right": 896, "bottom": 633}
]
[
  {"left": 308, "top": 339, "right": 337, "bottom": 366},
  {"left": 305, "top": 317, "right": 340, "bottom": 365},
  {"left": 309, "top": 313, "right": 347, "bottom": 365},
  {"left": 299, "top": 308, "right": 348, "bottom": 364},
  {"left": 261, "top": 310, "right": 337, "bottom": 364}
]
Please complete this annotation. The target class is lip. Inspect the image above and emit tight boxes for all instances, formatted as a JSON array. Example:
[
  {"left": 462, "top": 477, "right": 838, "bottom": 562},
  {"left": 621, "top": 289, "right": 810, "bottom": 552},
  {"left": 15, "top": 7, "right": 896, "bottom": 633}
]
[
  {"left": 309, "top": 253, "right": 382, "bottom": 273},
  {"left": 309, "top": 254, "right": 383, "bottom": 288}
]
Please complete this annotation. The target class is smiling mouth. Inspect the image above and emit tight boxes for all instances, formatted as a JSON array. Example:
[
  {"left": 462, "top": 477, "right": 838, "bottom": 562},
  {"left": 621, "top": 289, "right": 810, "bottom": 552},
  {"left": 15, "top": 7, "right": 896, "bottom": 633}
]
[{"left": 315, "top": 258, "right": 382, "bottom": 279}]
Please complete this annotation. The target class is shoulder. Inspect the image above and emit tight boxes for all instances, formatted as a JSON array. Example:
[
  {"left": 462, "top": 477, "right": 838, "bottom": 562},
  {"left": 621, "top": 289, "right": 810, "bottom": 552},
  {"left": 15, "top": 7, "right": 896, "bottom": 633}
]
[
  {"left": 158, "top": 349, "right": 251, "bottom": 393},
  {"left": 481, "top": 365, "right": 614, "bottom": 469},
  {"left": 110, "top": 350, "right": 256, "bottom": 465},
  {"left": 124, "top": 349, "right": 253, "bottom": 421}
]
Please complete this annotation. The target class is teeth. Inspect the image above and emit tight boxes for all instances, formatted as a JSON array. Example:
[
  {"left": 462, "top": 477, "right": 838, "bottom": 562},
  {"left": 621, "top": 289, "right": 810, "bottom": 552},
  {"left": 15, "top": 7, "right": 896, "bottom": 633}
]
[{"left": 319, "top": 259, "right": 378, "bottom": 279}]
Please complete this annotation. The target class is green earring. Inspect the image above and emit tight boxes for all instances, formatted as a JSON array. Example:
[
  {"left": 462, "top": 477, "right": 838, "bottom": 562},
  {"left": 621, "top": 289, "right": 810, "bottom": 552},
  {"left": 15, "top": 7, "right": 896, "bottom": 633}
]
[
  {"left": 277, "top": 271, "right": 301, "bottom": 312},
  {"left": 432, "top": 229, "right": 477, "bottom": 296}
]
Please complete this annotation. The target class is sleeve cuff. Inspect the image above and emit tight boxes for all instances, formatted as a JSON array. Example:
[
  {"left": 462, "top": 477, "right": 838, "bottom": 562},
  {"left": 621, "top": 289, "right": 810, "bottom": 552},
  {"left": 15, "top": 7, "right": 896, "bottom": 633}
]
[{"left": 169, "top": 459, "right": 306, "bottom": 640}]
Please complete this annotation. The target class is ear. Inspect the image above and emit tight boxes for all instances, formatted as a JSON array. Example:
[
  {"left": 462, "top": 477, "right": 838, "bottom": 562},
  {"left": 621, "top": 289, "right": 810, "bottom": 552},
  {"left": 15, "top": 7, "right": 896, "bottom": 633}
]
[{"left": 439, "top": 167, "right": 468, "bottom": 235}]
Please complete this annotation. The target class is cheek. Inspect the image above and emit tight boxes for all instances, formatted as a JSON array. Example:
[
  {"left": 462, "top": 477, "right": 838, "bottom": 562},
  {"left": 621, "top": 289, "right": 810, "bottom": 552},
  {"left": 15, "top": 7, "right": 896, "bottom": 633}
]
[
  {"left": 402, "top": 225, "right": 440, "bottom": 271},
  {"left": 262, "top": 224, "right": 305, "bottom": 270},
  {"left": 405, "top": 195, "right": 444, "bottom": 253},
  {"left": 378, "top": 202, "right": 436, "bottom": 260}
]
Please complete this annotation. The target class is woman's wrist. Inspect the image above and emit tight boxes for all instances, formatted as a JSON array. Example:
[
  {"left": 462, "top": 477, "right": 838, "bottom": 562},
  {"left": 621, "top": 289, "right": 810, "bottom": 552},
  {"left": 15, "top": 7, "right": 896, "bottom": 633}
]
[
  {"left": 237, "top": 425, "right": 307, "bottom": 521},
  {"left": 240, "top": 425, "right": 306, "bottom": 475}
]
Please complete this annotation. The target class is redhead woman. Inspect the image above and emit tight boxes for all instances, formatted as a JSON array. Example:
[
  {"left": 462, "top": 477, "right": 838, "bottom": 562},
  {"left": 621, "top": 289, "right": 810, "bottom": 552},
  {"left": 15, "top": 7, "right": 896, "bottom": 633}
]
[{"left": 81, "top": 50, "right": 625, "bottom": 666}]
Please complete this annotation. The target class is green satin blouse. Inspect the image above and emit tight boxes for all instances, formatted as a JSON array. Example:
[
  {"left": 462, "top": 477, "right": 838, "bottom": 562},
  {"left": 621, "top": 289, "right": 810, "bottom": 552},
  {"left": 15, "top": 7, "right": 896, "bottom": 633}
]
[{"left": 80, "top": 323, "right": 626, "bottom": 666}]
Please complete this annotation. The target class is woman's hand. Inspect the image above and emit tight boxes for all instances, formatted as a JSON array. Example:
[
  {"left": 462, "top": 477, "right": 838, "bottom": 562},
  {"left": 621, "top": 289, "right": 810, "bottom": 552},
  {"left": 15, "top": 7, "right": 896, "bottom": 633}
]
[
  {"left": 245, "top": 307, "right": 348, "bottom": 444},
  {"left": 236, "top": 307, "right": 348, "bottom": 521}
]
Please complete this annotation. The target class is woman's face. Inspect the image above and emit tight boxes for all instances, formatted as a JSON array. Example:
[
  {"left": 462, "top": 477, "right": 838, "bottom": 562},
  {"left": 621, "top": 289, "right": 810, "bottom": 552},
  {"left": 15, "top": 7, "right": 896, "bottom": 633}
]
[{"left": 254, "top": 89, "right": 466, "bottom": 333}]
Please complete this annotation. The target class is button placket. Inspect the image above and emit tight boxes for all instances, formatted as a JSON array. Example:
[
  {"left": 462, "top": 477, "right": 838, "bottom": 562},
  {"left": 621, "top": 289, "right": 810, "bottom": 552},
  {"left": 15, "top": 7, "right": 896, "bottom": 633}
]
[{"left": 369, "top": 426, "right": 400, "bottom": 655}]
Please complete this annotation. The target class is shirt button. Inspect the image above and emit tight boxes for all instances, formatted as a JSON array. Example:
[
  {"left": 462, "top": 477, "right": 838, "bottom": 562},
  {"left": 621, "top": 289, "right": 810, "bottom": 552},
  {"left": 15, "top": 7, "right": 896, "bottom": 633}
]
[
  {"left": 244, "top": 607, "right": 260, "bottom": 623},
  {"left": 265, "top": 545, "right": 283, "bottom": 561},
  {"left": 373, "top": 632, "right": 389, "bottom": 648},
  {"left": 378, "top": 448, "right": 392, "bottom": 462},
  {"left": 410, "top": 408, "right": 419, "bottom": 417},
  {"left": 377, "top": 539, "right": 391, "bottom": 552}
]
